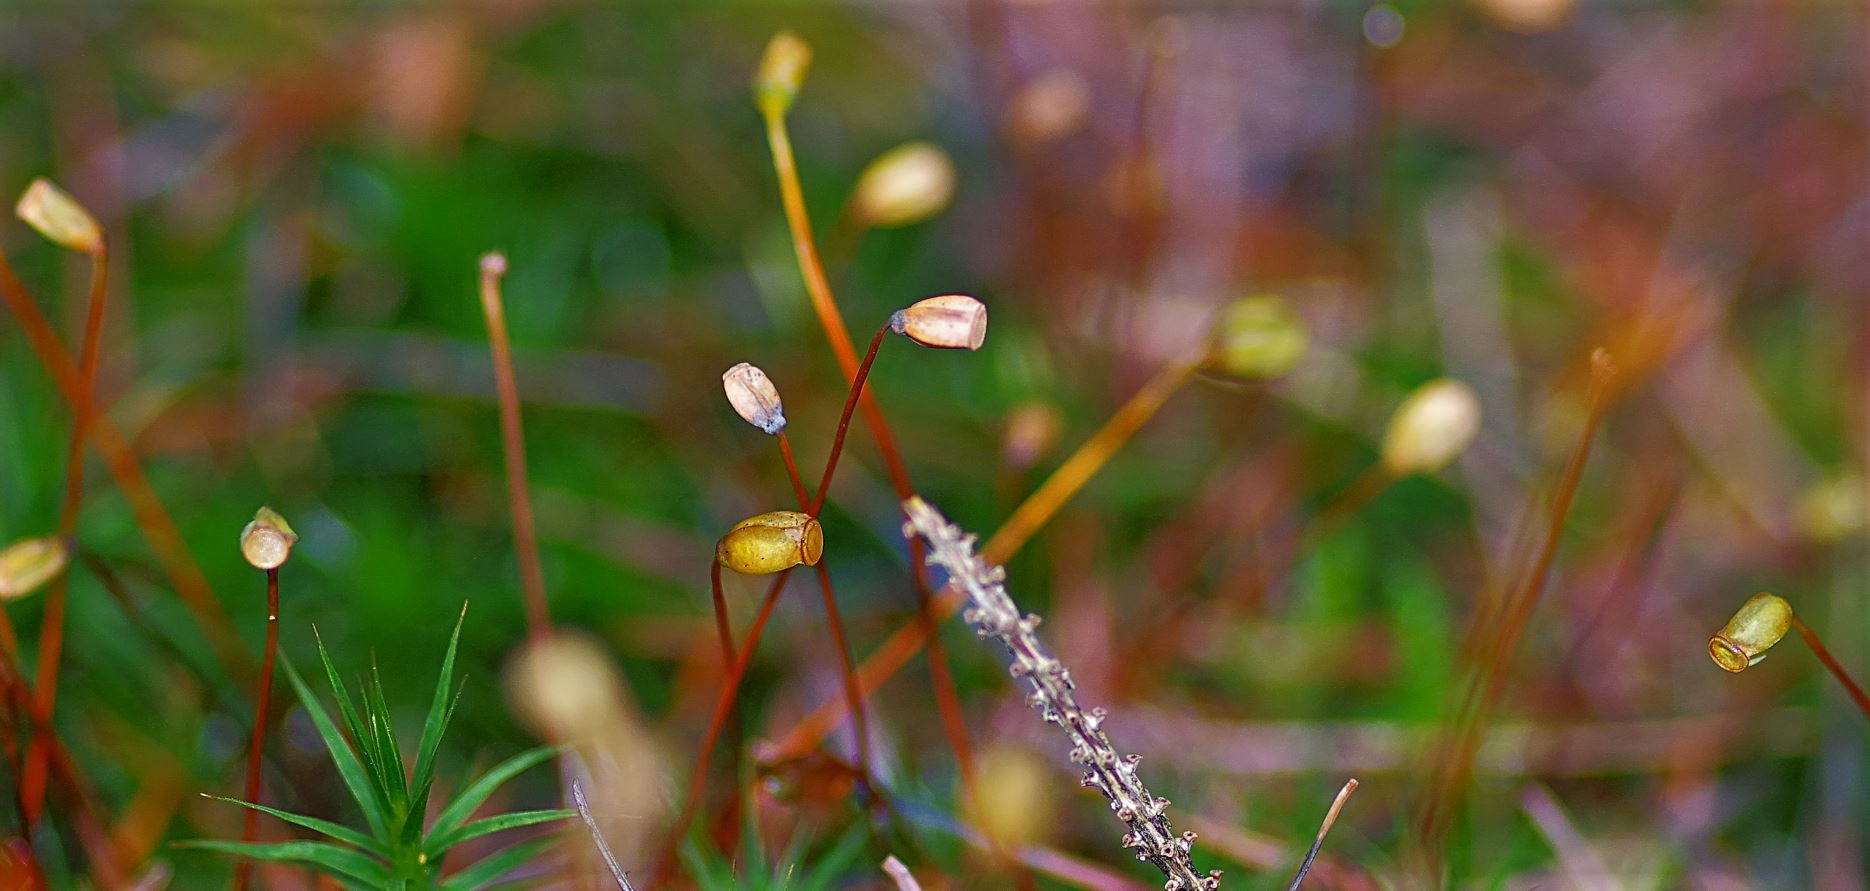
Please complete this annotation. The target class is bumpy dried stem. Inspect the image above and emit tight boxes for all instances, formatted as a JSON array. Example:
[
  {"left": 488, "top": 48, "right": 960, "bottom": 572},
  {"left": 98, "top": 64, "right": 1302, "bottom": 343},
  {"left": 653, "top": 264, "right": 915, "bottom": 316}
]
[{"left": 902, "top": 497, "right": 1220, "bottom": 891}]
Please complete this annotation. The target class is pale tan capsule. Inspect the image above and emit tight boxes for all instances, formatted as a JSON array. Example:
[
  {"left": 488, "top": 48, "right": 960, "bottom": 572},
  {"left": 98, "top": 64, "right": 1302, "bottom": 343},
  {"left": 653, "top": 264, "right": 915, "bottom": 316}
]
[
  {"left": 1796, "top": 474, "right": 1864, "bottom": 543},
  {"left": 890, "top": 294, "right": 988, "bottom": 351},
  {"left": 15, "top": 178, "right": 102, "bottom": 256},
  {"left": 1004, "top": 69, "right": 1091, "bottom": 147},
  {"left": 722, "top": 362, "right": 787, "bottom": 434},
  {"left": 1710, "top": 592, "right": 1793, "bottom": 673},
  {"left": 716, "top": 511, "right": 823, "bottom": 575},
  {"left": 964, "top": 744, "right": 1059, "bottom": 851},
  {"left": 852, "top": 142, "right": 956, "bottom": 228},
  {"left": 1206, "top": 294, "right": 1308, "bottom": 380},
  {"left": 0, "top": 536, "right": 69, "bottom": 601},
  {"left": 1380, "top": 378, "right": 1481, "bottom": 476},
  {"left": 753, "top": 31, "right": 813, "bottom": 116},
  {"left": 240, "top": 506, "right": 298, "bottom": 571}
]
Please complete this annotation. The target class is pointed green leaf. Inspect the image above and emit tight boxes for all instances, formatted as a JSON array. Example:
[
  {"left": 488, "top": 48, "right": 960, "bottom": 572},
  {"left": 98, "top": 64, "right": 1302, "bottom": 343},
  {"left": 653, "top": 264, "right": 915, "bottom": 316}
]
[
  {"left": 314, "top": 628, "right": 386, "bottom": 795},
  {"left": 425, "top": 809, "right": 574, "bottom": 858},
  {"left": 407, "top": 605, "right": 468, "bottom": 842},
  {"left": 428, "top": 746, "right": 561, "bottom": 843},
  {"left": 366, "top": 657, "right": 409, "bottom": 807},
  {"left": 437, "top": 836, "right": 558, "bottom": 891},
  {"left": 175, "top": 839, "right": 393, "bottom": 887},
  {"left": 199, "top": 795, "right": 386, "bottom": 857},
  {"left": 281, "top": 652, "right": 390, "bottom": 839}
]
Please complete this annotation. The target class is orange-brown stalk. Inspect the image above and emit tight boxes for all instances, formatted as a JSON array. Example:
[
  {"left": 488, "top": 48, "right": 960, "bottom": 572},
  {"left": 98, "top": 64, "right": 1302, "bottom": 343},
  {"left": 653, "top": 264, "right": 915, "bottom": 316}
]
[
  {"left": 1417, "top": 350, "right": 1617, "bottom": 858},
  {"left": 232, "top": 568, "right": 280, "bottom": 891},
  {"left": 0, "top": 250, "right": 246, "bottom": 676},
  {"left": 1790, "top": 614, "right": 1870, "bottom": 721},
  {"left": 477, "top": 254, "right": 550, "bottom": 643},
  {"left": 759, "top": 108, "right": 980, "bottom": 809},
  {"left": 766, "top": 354, "right": 1203, "bottom": 759},
  {"left": 14, "top": 245, "right": 107, "bottom": 823}
]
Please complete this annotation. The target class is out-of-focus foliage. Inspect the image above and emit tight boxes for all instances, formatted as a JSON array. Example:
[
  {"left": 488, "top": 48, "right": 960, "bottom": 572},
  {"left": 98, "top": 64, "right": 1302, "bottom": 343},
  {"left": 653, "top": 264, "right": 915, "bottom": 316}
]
[{"left": 0, "top": 1, "right": 1865, "bottom": 888}]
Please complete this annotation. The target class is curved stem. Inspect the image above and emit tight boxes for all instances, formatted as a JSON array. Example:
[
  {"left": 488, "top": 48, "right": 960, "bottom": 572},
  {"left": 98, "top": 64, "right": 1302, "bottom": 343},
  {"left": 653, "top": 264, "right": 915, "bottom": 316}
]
[
  {"left": 812, "top": 325, "right": 889, "bottom": 515},
  {"left": 479, "top": 256, "right": 550, "bottom": 643},
  {"left": 1791, "top": 615, "right": 1870, "bottom": 721},
  {"left": 775, "top": 432, "right": 811, "bottom": 509},
  {"left": 233, "top": 569, "right": 280, "bottom": 891},
  {"left": 813, "top": 561, "right": 871, "bottom": 773},
  {"left": 25, "top": 248, "right": 109, "bottom": 823},
  {"left": 709, "top": 562, "right": 735, "bottom": 670}
]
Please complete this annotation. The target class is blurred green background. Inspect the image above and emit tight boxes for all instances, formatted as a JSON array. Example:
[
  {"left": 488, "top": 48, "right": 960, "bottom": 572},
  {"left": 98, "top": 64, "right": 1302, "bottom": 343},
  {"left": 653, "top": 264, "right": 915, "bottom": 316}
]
[{"left": 1, "top": 1, "right": 1867, "bottom": 888}]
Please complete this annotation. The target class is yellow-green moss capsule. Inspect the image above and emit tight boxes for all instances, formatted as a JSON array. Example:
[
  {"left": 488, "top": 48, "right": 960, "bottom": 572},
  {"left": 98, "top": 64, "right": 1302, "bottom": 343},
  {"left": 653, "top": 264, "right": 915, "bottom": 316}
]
[
  {"left": 0, "top": 536, "right": 69, "bottom": 601},
  {"left": 15, "top": 178, "right": 103, "bottom": 256},
  {"left": 716, "top": 511, "right": 823, "bottom": 575},
  {"left": 1380, "top": 378, "right": 1482, "bottom": 476},
  {"left": 852, "top": 142, "right": 956, "bottom": 228},
  {"left": 753, "top": 31, "right": 812, "bottom": 117},
  {"left": 240, "top": 506, "right": 298, "bottom": 571},
  {"left": 1710, "top": 592, "right": 1793, "bottom": 673},
  {"left": 1206, "top": 295, "right": 1308, "bottom": 380}
]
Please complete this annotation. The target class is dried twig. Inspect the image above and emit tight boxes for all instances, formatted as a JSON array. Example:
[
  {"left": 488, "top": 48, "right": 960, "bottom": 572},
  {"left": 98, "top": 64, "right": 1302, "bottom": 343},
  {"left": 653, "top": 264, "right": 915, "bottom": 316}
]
[
  {"left": 1285, "top": 779, "right": 1357, "bottom": 891},
  {"left": 571, "top": 779, "right": 633, "bottom": 890},
  {"left": 903, "top": 497, "right": 1220, "bottom": 890}
]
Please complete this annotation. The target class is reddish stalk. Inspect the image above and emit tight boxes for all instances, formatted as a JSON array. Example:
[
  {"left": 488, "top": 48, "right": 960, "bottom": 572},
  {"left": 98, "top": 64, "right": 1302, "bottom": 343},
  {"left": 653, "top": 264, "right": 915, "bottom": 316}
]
[
  {"left": 232, "top": 568, "right": 280, "bottom": 891},
  {"left": 708, "top": 562, "right": 736, "bottom": 669},
  {"left": 760, "top": 109, "right": 982, "bottom": 814},
  {"left": 766, "top": 354, "right": 1203, "bottom": 760},
  {"left": 775, "top": 432, "right": 811, "bottom": 508},
  {"left": 23, "top": 248, "right": 108, "bottom": 822},
  {"left": 810, "top": 325, "right": 889, "bottom": 514},
  {"left": 0, "top": 249, "right": 246, "bottom": 676},
  {"left": 1418, "top": 351, "right": 1616, "bottom": 856},
  {"left": 1790, "top": 615, "right": 1870, "bottom": 721},
  {"left": 478, "top": 253, "right": 550, "bottom": 643},
  {"left": 660, "top": 570, "right": 791, "bottom": 885}
]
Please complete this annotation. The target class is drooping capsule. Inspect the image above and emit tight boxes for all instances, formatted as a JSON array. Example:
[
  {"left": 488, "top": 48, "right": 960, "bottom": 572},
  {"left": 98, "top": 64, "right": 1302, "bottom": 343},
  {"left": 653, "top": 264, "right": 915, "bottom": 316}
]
[
  {"left": 0, "top": 536, "right": 69, "bottom": 601},
  {"left": 240, "top": 506, "right": 298, "bottom": 571},
  {"left": 890, "top": 294, "right": 988, "bottom": 351},
  {"left": 15, "top": 178, "right": 102, "bottom": 256},
  {"left": 1380, "top": 378, "right": 1481, "bottom": 476},
  {"left": 1710, "top": 592, "right": 1793, "bottom": 673},
  {"left": 716, "top": 510, "right": 823, "bottom": 575},
  {"left": 852, "top": 142, "right": 956, "bottom": 229},
  {"left": 722, "top": 362, "right": 787, "bottom": 435},
  {"left": 1206, "top": 294, "right": 1308, "bottom": 381}
]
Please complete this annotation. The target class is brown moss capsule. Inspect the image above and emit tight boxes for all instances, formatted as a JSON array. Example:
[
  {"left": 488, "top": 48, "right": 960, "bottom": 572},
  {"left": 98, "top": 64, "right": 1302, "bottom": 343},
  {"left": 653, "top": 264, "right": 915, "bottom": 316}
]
[
  {"left": 716, "top": 511, "right": 823, "bottom": 575},
  {"left": 1380, "top": 378, "right": 1481, "bottom": 476},
  {"left": 240, "top": 506, "right": 298, "bottom": 571},
  {"left": 1206, "top": 294, "right": 1308, "bottom": 381},
  {"left": 0, "top": 536, "right": 69, "bottom": 601},
  {"left": 722, "top": 362, "right": 787, "bottom": 435},
  {"left": 852, "top": 142, "right": 956, "bottom": 229},
  {"left": 15, "top": 178, "right": 102, "bottom": 256},
  {"left": 753, "top": 31, "right": 813, "bottom": 116},
  {"left": 889, "top": 294, "right": 988, "bottom": 351},
  {"left": 1710, "top": 592, "right": 1793, "bottom": 673}
]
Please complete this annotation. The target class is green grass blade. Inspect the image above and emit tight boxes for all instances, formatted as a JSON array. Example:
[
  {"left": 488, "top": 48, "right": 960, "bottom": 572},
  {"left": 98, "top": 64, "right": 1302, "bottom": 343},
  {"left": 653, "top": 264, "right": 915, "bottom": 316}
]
[
  {"left": 314, "top": 628, "right": 390, "bottom": 801},
  {"left": 199, "top": 794, "right": 387, "bottom": 857},
  {"left": 427, "top": 746, "right": 560, "bottom": 841},
  {"left": 436, "top": 835, "right": 558, "bottom": 891},
  {"left": 424, "top": 808, "right": 574, "bottom": 858},
  {"left": 280, "top": 651, "right": 391, "bottom": 839},
  {"left": 367, "top": 656, "right": 410, "bottom": 807},
  {"left": 407, "top": 605, "right": 468, "bottom": 843},
  {"left": 176, "top": 839, "right": 394, "bottom": 887}
]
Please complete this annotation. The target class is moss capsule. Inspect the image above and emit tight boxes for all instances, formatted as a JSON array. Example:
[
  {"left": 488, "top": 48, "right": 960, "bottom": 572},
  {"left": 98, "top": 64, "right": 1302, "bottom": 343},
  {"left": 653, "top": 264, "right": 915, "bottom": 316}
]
[
  {"left": 716, "top": 511, "right": 823, "bottom": 575},
  {"left": 1710, "top": 592, "right": 1793, "bottom": 673}
]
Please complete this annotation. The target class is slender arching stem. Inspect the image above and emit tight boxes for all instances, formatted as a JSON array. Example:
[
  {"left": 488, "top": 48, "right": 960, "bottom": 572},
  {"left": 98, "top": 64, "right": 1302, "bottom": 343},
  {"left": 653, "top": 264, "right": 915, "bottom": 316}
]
[
  {"left": 775, "top": 432, "right": 810, "bottom": 508},
  {"left": 709, "top": 561, "right": 735, "bottom": 670},
  {"left": 812, "top": 325, "right": 890, "bottom": 515},
  {"left": 1791, "top": 615, "right": 1870, "bottom": 721},
  {"left": 25, "top": 247, "right": 109, "bottom": 823},
  {"left": 479, "top": 255, "right": 551, "bottom": 644}
]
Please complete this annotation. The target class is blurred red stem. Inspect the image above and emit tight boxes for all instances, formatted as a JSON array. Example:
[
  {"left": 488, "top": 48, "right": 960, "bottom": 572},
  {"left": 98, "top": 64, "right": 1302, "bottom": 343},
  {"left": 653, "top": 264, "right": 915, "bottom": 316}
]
[{"left": 478, "top": 255, "right": 550, "bottom": 643}]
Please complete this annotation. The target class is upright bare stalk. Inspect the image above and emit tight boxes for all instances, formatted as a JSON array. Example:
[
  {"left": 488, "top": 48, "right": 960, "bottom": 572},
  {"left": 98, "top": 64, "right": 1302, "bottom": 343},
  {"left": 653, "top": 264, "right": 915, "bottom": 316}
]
[{"left": 902, "top": 497, "right": 1220, "bottom": 891}]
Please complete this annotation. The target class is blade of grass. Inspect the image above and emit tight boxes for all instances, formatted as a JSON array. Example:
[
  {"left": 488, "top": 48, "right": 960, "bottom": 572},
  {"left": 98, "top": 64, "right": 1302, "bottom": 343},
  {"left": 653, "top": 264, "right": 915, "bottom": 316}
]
[
  {"left": 423, "top": 809, "right": 574, "bottom": 855},
  {"left": 426, "top": 746, "right": 563, "bottom": 852},
  {"left": 437, "top": 835, "right": 559, "bottom": 891},
  {"left": 407, "top": 606, "right": 470, "bottom": 842},
  {"left": 199, "top": 795, "right": 387, "bottom": 857},
  {"left": 174, "top": 840, "right": 394, "bottom": 887},
  {"left": 279, "top": 652, "right": 390, "bottom": 840}
]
